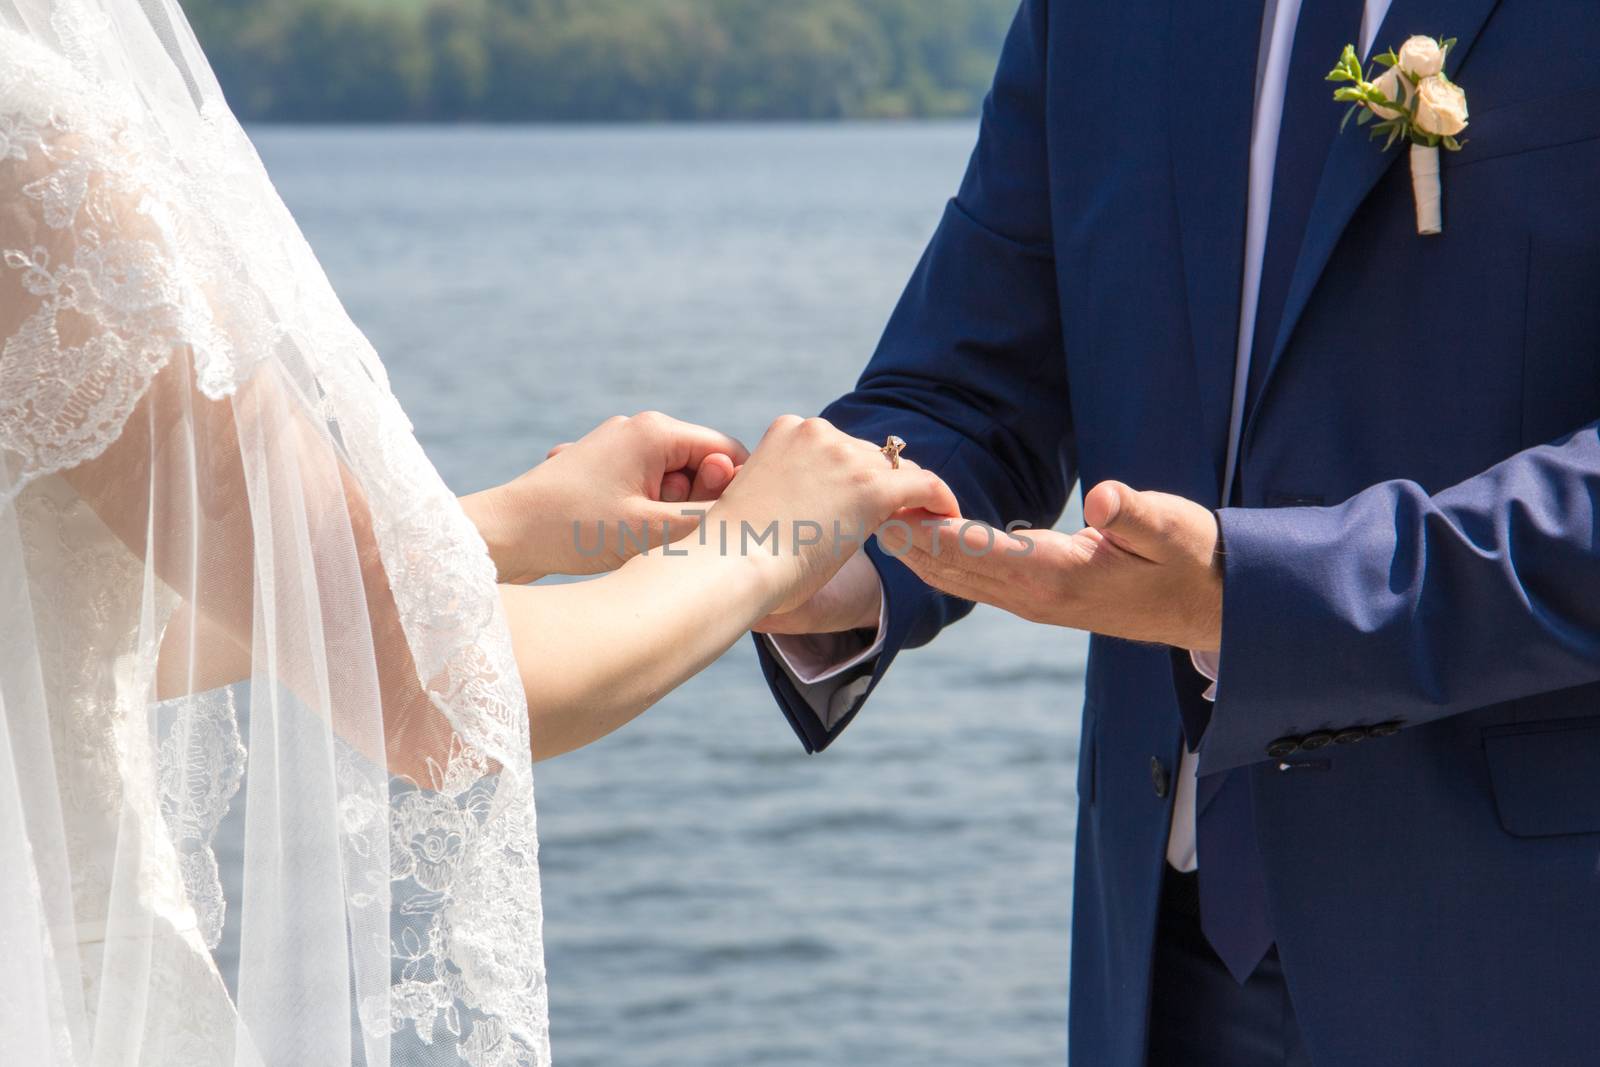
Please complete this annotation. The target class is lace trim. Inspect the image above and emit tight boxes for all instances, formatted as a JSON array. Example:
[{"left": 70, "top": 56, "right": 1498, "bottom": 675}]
[
  {"left": 0, "top": 42, "right": 240, "bottom": 503},
  {"left": 156, "top": 688, "right": 245, "bottom": 950},
  {"left": 2, "top": 27, "right": 548, "bottom": 1064}
]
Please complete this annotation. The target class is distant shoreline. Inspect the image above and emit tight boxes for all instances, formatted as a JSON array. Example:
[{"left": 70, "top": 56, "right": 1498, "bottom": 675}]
[
  {"left": 187, "top": 0, "right": 1014, "bottom": 126},
  {"left": 240, "top": 116, "right": 982, "bottom": 129}
]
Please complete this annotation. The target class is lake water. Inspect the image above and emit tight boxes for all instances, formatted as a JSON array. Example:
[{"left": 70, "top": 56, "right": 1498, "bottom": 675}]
[{"left": 253, "top": 123, "right": 1086, "bottom": 1067}]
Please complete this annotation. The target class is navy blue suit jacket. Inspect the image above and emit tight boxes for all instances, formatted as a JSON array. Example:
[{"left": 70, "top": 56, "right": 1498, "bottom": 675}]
[{"left": 756, "top": 1, "right": 1600, "bottom": 1063}]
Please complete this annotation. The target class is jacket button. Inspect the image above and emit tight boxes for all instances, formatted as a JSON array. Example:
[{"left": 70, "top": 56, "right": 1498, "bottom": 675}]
[
  {"left": 1369, "top": 720, "right": 1402, "bottom": 738},
  {"left": 1299, "top": 731, "right": 1334, "bottom": 751},
  {"left": 1333, "top": 728, "right": 1368, "bottom": 745},
  {"left": 1266, "top": 736, "right": 1301, "bottom": 759},
  {"left": 1150, "top": 756, "right": 1170, "bottom": 798}
]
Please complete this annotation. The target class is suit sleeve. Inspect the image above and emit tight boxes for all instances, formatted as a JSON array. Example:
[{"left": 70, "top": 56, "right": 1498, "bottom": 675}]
[
  {"left": 1201, "top": 421, "right": 1600, "bottom": 774},
  {"left": 754, "top": 0, "right": 1078, "bottom": 753}
]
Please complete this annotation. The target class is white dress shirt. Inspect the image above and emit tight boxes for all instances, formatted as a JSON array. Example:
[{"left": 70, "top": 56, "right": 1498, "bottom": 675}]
[{"left": 771, "top": 0, "right": 1393, "bottom": 875}]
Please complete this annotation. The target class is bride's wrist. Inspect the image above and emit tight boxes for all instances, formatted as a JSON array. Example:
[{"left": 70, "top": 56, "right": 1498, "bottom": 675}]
[
  {"left": 674, "top": 511, "right": 798, "bottom": 613},
  {"left": 614, "top": 524, "right": 785, "bottom": 624},
  {"left": 460, "top": 485, "right": 548, "bottom": 585}
]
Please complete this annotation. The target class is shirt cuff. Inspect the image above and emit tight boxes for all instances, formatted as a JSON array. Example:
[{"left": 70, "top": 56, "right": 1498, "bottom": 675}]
[
  {"left": 1189, "top": 649, "right": 1220, "bottom": 702},
  {"left": 765, "top": 594, "right": 888, "bottom": 684}
]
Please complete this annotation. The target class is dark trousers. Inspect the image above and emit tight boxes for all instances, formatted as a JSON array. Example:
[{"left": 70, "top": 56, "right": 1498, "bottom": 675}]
[{"left": 1145, "top": 865, "right": 1313, "bottom": 1067}]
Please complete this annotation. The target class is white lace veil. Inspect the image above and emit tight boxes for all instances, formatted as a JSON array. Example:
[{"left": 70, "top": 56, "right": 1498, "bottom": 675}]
[{"left": 0, "top": 2, "right": 549, "bottom": 1064}]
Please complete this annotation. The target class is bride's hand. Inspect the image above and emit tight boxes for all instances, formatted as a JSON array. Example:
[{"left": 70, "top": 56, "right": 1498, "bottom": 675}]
[
  {"left": 704, "top": 415, "right": 960, "bottom": 615},
  {"left": 462, "top": 411, "right": 748, "bottom": 582}
]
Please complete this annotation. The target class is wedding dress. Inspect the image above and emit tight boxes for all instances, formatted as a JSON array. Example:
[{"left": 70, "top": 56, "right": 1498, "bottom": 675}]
[{"left": 0, "top": 1, "right": 549, "bottom": 1064}]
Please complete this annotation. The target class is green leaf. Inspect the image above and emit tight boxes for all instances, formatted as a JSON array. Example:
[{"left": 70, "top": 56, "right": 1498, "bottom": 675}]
[
  {"left": 1366, "top": 87, "right": 1407, "bottom": 118},
  {"left": 1441, "top": 36, "right": 1458, "bottom": 53},
  {"left": 1341, "top": 104, "right": 1357, "bottom": 132},
  {"left": 1441, "top": 135, "right": 1462, "bottom": 151},
  {"left": 1356, "top": 107, "right": 1373, "bottom": 126}
]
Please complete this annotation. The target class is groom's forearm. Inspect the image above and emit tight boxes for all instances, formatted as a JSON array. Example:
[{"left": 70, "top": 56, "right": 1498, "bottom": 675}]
[
  {"left": 1202, "top": 420, "right": 1600, "bottom": 775},
  {"left": 751, "top": 0, "right": 1076, "bottom": 751}
]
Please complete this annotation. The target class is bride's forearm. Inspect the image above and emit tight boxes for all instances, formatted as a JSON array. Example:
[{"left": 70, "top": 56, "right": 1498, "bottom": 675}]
[
  {"left": 500, "top": 543, "right": 777, "bottom": 760},
  {"left": 460, "top": 486, "right": 549, "bottom": 586}
]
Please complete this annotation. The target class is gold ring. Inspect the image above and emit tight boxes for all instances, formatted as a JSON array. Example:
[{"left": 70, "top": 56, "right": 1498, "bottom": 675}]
[{"left": 880, "top": 435, "right": 906, "bottom": 470}]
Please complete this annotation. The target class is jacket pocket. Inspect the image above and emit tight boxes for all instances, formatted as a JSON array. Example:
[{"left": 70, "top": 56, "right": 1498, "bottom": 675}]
[{"left": 1482, "top": 715, "right": 1600, "bottom": 837}]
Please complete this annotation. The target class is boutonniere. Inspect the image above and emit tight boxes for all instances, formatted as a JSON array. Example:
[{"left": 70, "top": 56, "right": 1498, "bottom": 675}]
[{"left": 1327, "top": 36, "right": 1469, "bottom": 235}]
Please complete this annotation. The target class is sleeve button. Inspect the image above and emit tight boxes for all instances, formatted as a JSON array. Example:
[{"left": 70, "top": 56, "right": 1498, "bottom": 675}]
[
  {"left": 1369, "top": 721, "right": 1402, "bottom": 738},
  {"left": 1266, "top": 737, "right": 1301, "bottom": 759},
  {"left": 1333, "top": 728, "right": 1368, "bottom": 745},
  {"left": 1299, "top": 731, "right": 1334, "bottom": 751}
]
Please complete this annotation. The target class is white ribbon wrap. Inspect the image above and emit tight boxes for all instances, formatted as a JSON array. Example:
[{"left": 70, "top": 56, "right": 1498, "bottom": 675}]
[{"left": 1410, "top": 143, "right": 1443, "bottom": 235}]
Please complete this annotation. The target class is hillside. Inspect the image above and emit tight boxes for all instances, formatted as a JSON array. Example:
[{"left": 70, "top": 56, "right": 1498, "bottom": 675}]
[{"left": 182, "top": 0, "right": 1018, "bottom": 122}]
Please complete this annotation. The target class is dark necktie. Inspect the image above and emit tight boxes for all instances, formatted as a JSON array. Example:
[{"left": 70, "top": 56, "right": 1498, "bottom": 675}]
[{"left": 1197, "top": 0, "right": 1361, "bottom": 986}]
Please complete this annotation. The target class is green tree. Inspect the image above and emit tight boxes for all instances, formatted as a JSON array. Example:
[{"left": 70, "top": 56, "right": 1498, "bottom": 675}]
[
  {"left": 180, "top": 0, "right": 1019, "bottom": 123},
  {"left": 426, "top": 0, "right": 491, "bottom": 118},
  {"left": 272, "top": 3, "right": 432, "bottom": 120}
]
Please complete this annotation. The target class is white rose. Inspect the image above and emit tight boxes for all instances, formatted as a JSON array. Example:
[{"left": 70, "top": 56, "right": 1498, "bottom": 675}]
[
  {"left": 1413, "top": 74, "right": 1468, "bottom": 137},
  {"left": 1368, "top": 65, "right": 1410, "bottom": 120},
  {"left": 1396, "top": 35, "right": 1445, "bottom": 78}
]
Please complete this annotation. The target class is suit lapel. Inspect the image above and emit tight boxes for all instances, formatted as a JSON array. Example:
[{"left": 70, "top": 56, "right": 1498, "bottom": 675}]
[
  {"left": 1242, "top": 0, "right": 1503, "bottom": 433},
  {"left": 1168, "top": 0, "right": 1267, "bottom": 501}
]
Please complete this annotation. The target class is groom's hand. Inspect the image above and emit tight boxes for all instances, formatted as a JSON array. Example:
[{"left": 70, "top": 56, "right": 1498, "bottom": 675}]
[
  {"left": 462, "top": 411, "right": 747, "bottom": 583},
  {"left": 885, "top": 481, "right": 1224, "bottom": 652},
  {"left": 753, "top": 550, "right": 883, "bottom": 636}
]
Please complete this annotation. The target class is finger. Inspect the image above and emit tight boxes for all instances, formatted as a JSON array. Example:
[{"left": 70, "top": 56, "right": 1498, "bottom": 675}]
[
  {"left": 546, "top": 441, "right": 575, "bottom": 459},
  {"left": 895, "top": 510, "right": 1031, "bottom": 561},
  {"left": 1083, "top": 480, "right": 1172, "bottom": 563},
  {"left": 660, "top": 470, "right": 691, "bottom": 504},
  {"left": 633, "top": 500, "right": 709, "bottom": 550},
  {"left": 887, "top": 517, "right": 998, "bottom": 580},
  {"left": 879, "top": 510, "right": 957, "bottom": 556},
  {"left": 1081, "top": 479, "right": 1125, "bottom": 530},
  {"left": 897, "top": 545, "right": 1007, "bottom": 605},
  {"left": 876, "top": 519, "right": 912, "bottom": 556},
  {"left": 687, "top": 452, "right": 737, "bottom": 501},
  {"left": 637, "top": 412, "right": 752, "bottom": 472},
  {"left": 879, "top": 463, "right": 961, "bottom": 520},
  {"left": 927, "top": 529, "right": 1016, "bottom": 591}
]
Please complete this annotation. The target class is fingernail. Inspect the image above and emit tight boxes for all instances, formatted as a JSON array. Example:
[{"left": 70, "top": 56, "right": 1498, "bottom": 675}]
[
  {"left": 1100, "top": 486, "right": 1121, "bottom": 524},
  {"left": 702, "top": 463, "right": 726, "bottom": 490}
]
